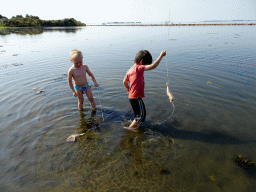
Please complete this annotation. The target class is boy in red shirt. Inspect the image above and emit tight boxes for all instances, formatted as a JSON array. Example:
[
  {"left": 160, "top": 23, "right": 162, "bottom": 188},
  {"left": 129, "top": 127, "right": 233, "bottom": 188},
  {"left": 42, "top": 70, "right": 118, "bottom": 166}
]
[{"left": 123, "top": 50, "right": 166, "bottom": 132}]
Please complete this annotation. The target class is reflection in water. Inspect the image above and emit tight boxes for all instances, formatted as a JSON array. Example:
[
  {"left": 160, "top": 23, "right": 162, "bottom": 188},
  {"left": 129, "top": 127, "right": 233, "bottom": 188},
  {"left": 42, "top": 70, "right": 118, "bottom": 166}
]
[
  {"left": 0, "top": 27, "right": 83, "bottom": 35},
  {"left": 78, "top": 111, "right": 100, "bottom": 134},
  {"left": 66, "top": 111, "right": 100, "bottom": 142},
  {"left": 43, "top": 27, "right": 83, "bottom": 33},
  {"left": 0, "top": 27, "right": 43, "bottom": 35}
]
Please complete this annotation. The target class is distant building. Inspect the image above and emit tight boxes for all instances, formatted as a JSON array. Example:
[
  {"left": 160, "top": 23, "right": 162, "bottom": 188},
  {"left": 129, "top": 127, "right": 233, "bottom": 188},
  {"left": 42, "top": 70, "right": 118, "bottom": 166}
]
[{"left": 105, "top": 22, "right": 141, "bottom": 25}]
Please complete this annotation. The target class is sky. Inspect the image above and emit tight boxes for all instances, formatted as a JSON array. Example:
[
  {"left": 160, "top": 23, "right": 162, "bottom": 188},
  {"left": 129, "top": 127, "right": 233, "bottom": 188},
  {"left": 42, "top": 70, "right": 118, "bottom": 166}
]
[{"left": 1, "top": 0, "right": 256, "bottom": 24}]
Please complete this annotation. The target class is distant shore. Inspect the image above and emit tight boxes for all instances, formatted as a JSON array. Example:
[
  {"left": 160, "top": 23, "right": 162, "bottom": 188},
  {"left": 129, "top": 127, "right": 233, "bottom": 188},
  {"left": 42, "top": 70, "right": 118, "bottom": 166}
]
[
  {"left": 88, "top": 23, "right": 256, "bottom": 26},
  {"left": 0, "top": 15, "right": 85, "bottom": 27}
]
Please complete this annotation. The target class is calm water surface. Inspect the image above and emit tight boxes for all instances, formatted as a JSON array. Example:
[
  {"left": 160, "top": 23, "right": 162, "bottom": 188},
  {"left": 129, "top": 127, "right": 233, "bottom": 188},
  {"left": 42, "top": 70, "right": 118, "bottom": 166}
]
[{"left": 0, "top": 26, "right": 256, "bottom": 191}]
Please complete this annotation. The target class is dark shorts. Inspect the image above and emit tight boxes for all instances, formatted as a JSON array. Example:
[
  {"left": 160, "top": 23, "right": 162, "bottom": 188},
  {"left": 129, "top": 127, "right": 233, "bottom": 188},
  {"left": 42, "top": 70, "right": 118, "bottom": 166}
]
[{"left": 129, "top": 98, "right": 146, "bottom": 123}]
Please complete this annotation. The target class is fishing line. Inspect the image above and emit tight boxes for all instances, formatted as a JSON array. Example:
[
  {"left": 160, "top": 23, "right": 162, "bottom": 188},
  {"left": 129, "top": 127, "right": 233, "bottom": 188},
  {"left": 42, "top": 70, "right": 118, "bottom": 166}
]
[
  {"left": 164, "top": 24, "right": 176, "bottom": 122},
  {"left": 89, "top": 66, "right": 105, "bottom": 122},
  {"left": 163, "top": 53, "right": 175, "bottom": 121},
  {"left": 149, "top": 57, "right": 175, "bottom": 127},
  {"left": 96, "top": 86, "right": 104, "bottom": 121},
  {"left": 166, "top": 55, "right": 170, "bottom": 83},
  {"left": 151, "top": 31, "right": 176, "bottom": 126},
  {"left": 88, "top": 84, "right": 105, "bottom": 121}
]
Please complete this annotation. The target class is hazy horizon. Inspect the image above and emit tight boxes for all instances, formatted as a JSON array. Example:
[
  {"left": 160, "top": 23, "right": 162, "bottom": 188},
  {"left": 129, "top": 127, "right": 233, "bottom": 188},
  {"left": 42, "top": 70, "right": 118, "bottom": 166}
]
[{"left": 1, "top": 0, "right": 255, "bottom": 24}]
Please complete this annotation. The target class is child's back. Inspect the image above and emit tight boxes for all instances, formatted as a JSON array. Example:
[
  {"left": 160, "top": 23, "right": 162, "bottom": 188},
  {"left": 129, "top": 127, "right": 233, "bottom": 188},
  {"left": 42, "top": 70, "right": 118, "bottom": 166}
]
[{"left": 123, "top": 50, "right": 166, "bottom": 131}]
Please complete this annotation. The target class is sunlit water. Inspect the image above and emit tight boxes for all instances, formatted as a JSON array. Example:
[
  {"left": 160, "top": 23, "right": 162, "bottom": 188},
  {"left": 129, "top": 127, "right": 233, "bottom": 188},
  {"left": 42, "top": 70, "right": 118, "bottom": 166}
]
[{"left": 0, "top": 26, "right": 256, "bottom": 191}]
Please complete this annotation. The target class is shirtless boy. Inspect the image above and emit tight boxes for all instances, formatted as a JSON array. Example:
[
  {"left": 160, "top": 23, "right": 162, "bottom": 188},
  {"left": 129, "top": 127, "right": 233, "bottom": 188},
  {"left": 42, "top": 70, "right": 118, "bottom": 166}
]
[{"left": 68, "top": 49, "right": 98, "bottom": 111}]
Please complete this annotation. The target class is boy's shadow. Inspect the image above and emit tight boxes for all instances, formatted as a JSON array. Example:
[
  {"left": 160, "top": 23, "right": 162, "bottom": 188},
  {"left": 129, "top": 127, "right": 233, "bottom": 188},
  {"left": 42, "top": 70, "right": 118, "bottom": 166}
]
[
  {"left": 145, "top": 118, "right": 254, "bottom": 145},
  {"left": 143, "top": 118, "right": 256, "bottom": 178}
]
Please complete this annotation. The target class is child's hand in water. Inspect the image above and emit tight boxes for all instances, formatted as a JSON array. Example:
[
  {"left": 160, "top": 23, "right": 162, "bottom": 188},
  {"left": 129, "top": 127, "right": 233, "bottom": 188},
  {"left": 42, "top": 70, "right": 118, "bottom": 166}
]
[{"left": 94, "top": 83, "right": 99, "bottom": 87}]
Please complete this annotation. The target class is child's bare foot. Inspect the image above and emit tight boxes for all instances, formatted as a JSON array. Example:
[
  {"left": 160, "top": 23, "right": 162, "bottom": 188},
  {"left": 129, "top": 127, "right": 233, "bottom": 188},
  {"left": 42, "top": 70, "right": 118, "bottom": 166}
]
[
  {"left": 79, "top": 107, "right": 85, "bottom": 111},
  {"left": 123, "top": 127, "right": 139, "bottom": 132},
  {"left": 79, "top": 111, "right": 85, "bottom": 117},
  {"left": 91, "top": 108, "right": 97, "bottom": 112}
]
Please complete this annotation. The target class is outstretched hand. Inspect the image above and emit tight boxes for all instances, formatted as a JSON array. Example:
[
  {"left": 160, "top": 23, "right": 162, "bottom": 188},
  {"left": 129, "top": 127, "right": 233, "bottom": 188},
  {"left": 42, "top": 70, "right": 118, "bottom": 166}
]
[{"left": 161, "top": 50, "right": 166, "bottom": 57}]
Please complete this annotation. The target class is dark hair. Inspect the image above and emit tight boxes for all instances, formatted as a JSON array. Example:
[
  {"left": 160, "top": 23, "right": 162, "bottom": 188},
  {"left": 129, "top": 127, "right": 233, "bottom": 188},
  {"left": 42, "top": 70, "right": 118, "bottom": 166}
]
[{"left": 134, "top": 50, "right": 152, "bottom": 65}]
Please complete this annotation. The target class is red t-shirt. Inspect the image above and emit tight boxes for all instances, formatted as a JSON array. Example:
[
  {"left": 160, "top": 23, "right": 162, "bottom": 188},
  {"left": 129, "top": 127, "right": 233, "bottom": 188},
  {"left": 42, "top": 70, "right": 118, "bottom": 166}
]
[{"left": 124, "top": 65, "right": 145, "bottom": 99}]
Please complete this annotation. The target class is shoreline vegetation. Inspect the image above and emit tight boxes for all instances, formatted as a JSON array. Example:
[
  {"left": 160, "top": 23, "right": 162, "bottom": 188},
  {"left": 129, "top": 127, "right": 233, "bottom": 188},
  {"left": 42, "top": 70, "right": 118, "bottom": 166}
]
[{"left": 0, "top": 14, "right": 85, "bottom": 27}]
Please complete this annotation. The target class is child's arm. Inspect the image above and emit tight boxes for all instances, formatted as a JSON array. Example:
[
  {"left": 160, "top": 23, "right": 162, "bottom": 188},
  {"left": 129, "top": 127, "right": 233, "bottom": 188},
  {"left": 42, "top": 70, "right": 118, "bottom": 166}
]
[
  {"left": 86, "top": 66, "right": 99, "bottom": 87},
  {"left": 68, "top": 70, "right": 77, "bottom": 97},
  {"left": 144, "top": 50, "right": 166, "bottom": 71},
  {"left": 123, "top": 78, "right": 129, "bottom": 93}
]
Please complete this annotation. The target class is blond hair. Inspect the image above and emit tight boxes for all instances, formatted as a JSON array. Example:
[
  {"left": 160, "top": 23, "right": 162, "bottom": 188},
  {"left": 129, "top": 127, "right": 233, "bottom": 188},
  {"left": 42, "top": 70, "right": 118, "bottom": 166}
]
[{"left": 70, "top": 49, "right": 83, "bottom": 61}]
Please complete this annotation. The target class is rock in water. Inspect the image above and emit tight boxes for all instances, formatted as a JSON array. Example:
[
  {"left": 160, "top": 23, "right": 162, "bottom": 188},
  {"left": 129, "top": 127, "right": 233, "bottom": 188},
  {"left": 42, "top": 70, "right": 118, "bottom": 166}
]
[
  {"left": 66, "top": 133, "right": 85, "bottom": 143},
  {"left": 233, "top": 155, "right": 255, "bottom": 169}
]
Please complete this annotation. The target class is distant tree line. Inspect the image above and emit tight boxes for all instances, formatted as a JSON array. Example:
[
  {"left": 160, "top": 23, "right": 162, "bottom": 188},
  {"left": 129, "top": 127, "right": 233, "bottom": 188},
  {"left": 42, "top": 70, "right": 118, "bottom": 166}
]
[{"left": 0, "top": 14, "right": 86, "bottom": 27}]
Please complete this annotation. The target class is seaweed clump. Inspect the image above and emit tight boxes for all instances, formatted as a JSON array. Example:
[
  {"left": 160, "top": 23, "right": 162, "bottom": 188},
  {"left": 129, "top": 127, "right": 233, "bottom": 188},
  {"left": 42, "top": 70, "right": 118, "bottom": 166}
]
[
  {"left": 233, "top": 155, "right": 255, "bottom": 169},
  {"left": 233, "top": 155, "right": 256, "bottom": 177}
]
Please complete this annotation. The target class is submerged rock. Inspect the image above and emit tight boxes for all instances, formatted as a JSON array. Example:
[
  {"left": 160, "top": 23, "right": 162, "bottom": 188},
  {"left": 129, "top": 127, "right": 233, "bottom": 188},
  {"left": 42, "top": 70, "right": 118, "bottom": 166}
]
[
  {"left": 12, "top": 63, "right": 23, "bottom": 66},
  {"left": 66, "top": 133, "right": 85, "bottom": 142},
  {"left": 160, "top": 167, "right": 171, "bottom": 174},
  {"left": 233, "top": 155, "right": 255, "bottom": 168}
]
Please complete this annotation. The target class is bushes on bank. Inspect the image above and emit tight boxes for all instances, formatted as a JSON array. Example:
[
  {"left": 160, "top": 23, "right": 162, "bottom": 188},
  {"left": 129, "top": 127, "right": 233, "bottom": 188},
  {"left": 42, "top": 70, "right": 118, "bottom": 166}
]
[{"left": 0, "top": 15, "right": 85, "bottom": 27}]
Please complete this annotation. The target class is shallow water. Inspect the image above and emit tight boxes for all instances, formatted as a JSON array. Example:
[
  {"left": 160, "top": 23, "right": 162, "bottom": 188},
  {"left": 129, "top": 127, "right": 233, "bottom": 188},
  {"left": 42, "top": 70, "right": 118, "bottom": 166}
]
[{"left": 0, "top": 26, "right": 256, "bottom": 191}]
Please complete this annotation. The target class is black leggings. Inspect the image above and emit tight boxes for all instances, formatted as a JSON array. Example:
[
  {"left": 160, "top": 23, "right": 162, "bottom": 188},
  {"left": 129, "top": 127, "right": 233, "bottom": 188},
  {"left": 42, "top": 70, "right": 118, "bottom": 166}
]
[{"left": 129, "top": 98, "right": 146, "bottom": 123}]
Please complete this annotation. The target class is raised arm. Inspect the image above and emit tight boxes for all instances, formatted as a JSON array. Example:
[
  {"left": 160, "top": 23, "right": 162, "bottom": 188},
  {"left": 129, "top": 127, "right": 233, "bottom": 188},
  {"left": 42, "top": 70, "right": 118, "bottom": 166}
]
[{"left": 144, "top": 50, "right": 166, "bottom": 71}]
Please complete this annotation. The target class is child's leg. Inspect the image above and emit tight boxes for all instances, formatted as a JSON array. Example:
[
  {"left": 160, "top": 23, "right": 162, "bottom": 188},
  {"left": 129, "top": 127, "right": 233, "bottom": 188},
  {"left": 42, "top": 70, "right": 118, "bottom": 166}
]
[
  {"left": 129, "top": 119, "right": 139, "bottom": 128},
  {"left": 76, "top": 90, "right": 84, "bottom": 111},
  {"left": 128, "top": 98, "right": 146, "bottom": 128},
  {"left": 85, "top": 87, "right": 96, "bottom": 110}
]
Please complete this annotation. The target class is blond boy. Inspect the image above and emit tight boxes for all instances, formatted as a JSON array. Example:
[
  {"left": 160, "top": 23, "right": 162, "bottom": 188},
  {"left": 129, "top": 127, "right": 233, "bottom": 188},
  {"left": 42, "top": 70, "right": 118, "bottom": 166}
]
[{"left": 68, "top": 49, "right": 98, "bottom": 111}]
